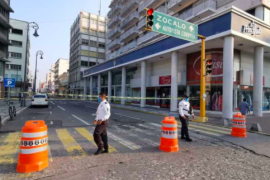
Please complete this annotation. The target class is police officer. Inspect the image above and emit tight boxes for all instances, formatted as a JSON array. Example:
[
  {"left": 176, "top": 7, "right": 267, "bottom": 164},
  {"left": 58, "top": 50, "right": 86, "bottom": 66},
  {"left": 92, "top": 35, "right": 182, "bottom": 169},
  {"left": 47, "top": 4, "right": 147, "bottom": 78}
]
[
  {"left": 179, "top": 95, "right": 195, "bottom": 142},
  {"left": 93, "top": 92, "right": 111, "bottom": 155}
]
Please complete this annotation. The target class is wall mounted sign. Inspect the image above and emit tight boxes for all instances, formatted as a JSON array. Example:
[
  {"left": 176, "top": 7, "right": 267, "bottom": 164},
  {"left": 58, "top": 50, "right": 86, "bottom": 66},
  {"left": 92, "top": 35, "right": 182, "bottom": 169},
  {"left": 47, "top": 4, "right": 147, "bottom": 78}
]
[
  {"left": 242, "top": 21, "right": 262, "bottom": 35},
  {"left": 159, "top": 75, "right": 171, "bottom": 85}
]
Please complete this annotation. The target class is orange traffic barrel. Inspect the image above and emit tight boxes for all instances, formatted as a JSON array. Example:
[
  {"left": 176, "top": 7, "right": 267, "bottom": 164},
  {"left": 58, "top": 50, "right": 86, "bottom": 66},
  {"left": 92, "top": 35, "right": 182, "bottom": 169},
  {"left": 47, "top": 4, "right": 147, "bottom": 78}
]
[
  {"left": 160, "top": 116, "right": 179, "bottom": 152},
  {"left": 17, "top": 120, "right": 49, "bottom": 173},
  {"left": 231, "top": 113, "right": 247, "bottom": 138}
]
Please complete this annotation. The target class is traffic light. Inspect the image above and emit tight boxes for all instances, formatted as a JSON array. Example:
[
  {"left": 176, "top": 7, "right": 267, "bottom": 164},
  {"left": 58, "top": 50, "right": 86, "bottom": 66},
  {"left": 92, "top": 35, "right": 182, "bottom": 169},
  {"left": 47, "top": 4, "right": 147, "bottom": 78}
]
[
  {"left": 205, "top": 59, "right": 213, "bottom": 76},
  {"left": 146, "top": 8, "right": 154, "bottom": 30}
]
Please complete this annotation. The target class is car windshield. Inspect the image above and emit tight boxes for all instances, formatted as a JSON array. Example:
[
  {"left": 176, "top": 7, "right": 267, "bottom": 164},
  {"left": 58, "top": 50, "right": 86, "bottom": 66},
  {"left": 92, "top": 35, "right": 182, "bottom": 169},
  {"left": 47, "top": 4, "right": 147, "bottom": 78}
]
[{"left": 34, "top": 95, "right": 46, "bottom": 98}]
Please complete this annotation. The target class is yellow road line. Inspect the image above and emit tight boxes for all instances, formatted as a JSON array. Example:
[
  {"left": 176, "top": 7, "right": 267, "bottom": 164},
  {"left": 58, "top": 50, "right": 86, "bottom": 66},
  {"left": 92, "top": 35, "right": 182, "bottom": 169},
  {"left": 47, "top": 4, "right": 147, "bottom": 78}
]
[
  {"left": 56, "top": 129, "right": 87, "bottom": 158},
  {"left": 75, "top": 128, "right": 117, "bottom": 153},
  {"left": 0, "top": 132, "right": 21, "bottom": 164},
  {"left": 189, "top": 127, "right": 222, "bottom": 136},
  {"left": 189, "top": 124, "right": 231, "bottom": 135}
]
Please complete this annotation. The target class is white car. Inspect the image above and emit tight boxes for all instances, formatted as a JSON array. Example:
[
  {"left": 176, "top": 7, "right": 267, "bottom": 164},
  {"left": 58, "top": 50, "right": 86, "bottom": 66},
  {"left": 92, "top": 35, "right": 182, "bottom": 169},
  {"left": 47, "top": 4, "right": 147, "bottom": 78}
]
[{"left": 31, "top": 94, "right": 49, "bottom": 107}]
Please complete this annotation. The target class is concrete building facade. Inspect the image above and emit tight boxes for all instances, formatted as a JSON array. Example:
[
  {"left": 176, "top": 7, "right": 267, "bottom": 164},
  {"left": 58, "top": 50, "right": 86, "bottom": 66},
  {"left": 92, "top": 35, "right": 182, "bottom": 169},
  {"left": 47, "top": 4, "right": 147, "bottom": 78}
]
[
  {"left": 45, "top": 64, "right": 55, "bottom": 93},
  {"left": 5, "top": 19, "right": 30, "bottom": 96},
  {"left": 54, "top": 58, "right": 69, "bottom": 94},
  {"left": 84, "top": 0, "right": 270, "bottom": 119},
  {"left": 0, "top": 0, "right": 13, "bottom": 99},
  {"left": 69, "top": 11, "right": 107, "bottom": 98}
]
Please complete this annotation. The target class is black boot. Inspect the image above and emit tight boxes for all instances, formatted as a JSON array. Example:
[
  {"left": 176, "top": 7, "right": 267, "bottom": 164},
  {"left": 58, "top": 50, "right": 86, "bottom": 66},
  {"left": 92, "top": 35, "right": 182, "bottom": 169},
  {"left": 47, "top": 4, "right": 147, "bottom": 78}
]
[
  {"left": 186, "top": 138, "right": 192, "bottom": 142},
  {"left": 94, "top": 148, "right": 103, "bottom": 155},
  {"left": 102, "top": 149, "right": 109, "bottom": 153},
  {"left": 180, "top": 136, "right": 186, "bottom": 140}
]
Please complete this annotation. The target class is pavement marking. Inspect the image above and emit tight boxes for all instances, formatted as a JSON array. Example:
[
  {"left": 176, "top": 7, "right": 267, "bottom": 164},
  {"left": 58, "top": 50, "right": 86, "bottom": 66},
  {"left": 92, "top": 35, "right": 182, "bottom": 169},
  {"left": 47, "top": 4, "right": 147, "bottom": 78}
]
[
  {"left": 50, "top": 111, "right": 52, "bottom": 114},
  {"left": 75, "top": 128, "right": 117, "bottom": 153},
  {"left": 189, "top": 124, "right": 230, "bottom": 135},
  {"left": 122, "top": 124, "right": 156, "bottom": 136},
  {"left": 72, "top": 115, "right": 90, "bottom": 125},
  {"left": 48, "top": 145, "right": 53, "bottom": 162},
  {"left": 0, "top": 132, "right": 21, "bottom": 164},
  {"left": 114, "top": 113, "right": 141, "bottom": 120},
  {"left": 57, "top": 106, "right": 66, "bottom": 111},
  {"left": 188, "top": 127, "right": 222, "bottom": 137},
  {"left": 107, "top": 132, "right": 141, "bottom": 150},
  {"left": 56, "top": 129, "right": 87, "bottom": 158},
  {"left": 50, "top": 101, "right": 55, "bottom": 105}
]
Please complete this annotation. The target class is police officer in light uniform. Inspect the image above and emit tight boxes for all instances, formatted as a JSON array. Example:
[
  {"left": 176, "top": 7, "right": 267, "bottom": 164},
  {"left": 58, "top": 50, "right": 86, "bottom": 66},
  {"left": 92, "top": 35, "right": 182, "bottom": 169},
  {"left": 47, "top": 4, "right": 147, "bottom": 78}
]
[
  {"left": 93, "top": 92, "right": 111, "bottom": 155},
  {"left": 179, "top": 95, "right": 195, "bottom": 142}
]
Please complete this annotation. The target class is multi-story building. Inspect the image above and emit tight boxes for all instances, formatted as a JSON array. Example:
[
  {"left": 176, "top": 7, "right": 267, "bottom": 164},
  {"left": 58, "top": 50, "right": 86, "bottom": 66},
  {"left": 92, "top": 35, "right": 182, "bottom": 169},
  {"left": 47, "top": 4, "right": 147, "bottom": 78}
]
[
  {"left": 58, "top": 72, "right": 68, "bottom": 96},
  {"left": 5, "top": 19, "right": 30, "bottom": 96},
  {"left": 84, "top": 0, "right": 270, "bottom": 119},
  {"left": 54, "top": 58, "right": 69, "bottom": 94},
  {"left": 46, "top": 64, "right": 55, "bottom": 93},
  {"left": 69, "top": 11, "right": 107, "bottom": 98},
  {"left": 0, "top": 0, "right": 13, "bottom": 99}
]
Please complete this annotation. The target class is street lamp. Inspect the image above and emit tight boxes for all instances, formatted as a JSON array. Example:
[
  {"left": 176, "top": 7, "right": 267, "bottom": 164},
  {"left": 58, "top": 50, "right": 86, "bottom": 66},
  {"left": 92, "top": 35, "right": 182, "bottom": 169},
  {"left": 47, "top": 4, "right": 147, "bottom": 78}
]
[
  {"left": 33, "top": 50, "right": 43, "bottom": 94},
  {"left": 23, "top": 22, "right": 40, "bottom": 93}
]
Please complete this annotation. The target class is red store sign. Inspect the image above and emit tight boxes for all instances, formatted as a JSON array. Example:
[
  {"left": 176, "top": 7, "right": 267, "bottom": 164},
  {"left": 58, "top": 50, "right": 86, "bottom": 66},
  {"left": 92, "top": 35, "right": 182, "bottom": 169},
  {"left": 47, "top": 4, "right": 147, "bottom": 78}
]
[{"left": 159, "top": 75, "right": 171, "bottom": 85}]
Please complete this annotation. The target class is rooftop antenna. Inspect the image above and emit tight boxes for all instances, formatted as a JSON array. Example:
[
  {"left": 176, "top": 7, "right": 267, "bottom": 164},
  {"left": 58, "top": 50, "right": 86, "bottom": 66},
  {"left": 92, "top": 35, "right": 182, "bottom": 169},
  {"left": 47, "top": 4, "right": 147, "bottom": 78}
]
[{"left": 98, "top": 0, "right": 101, "bottom": 16}]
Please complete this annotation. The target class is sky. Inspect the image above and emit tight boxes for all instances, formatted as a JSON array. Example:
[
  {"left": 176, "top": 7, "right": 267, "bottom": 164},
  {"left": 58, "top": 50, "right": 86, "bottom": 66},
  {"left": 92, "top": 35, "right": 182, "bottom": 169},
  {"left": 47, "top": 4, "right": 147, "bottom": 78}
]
[{"left": 10, "top": 0, "right": 110, "bottom": 87}]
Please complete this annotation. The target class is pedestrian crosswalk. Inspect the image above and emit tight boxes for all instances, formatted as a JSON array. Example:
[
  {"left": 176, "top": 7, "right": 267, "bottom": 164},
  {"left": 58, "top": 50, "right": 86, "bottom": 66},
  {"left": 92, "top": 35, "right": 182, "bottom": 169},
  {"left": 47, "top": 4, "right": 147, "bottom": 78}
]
[{"left": 0, "top": 122, "right": 232, "bottom": 165}]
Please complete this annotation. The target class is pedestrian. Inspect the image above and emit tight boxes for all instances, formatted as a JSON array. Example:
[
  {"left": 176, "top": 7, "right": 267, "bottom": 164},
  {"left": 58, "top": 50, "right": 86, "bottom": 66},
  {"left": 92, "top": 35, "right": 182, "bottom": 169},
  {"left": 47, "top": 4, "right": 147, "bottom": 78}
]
[
  {"left": 93, "top": 92, "right": 111, "bottom": 155},
  {"left": 179, "top": 95, "right": 195, "bottom": 142},
  {"left": 239, "top": 98, "right": 250, "bottom": 116}
]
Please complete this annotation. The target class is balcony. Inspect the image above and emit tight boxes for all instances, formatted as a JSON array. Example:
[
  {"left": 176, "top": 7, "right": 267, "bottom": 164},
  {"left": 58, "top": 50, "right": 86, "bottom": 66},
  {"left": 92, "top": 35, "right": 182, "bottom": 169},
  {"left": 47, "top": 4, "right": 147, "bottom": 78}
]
[
  {"left": 168, "top": 0, "right": 197, "bottom": 13},
  {"left": 137, "top": 31, "right": 161, "bottom": 45},
  {"left": 107, "top": 38, "right": 121, "bottom": 51},
  {"left": 107, "top": 27, "right": 122, "bottom": 40},
  {"left": 120, "top": 0, "right": 141, "bottom": 18},
  {"left": 138, "top": 0, "right": 167, "bottom": 15},
  {"left": 107, "top": 4, "right": 122, "bottom": 18},
  {"left": 120, "top": 26, "right": 139, "bottom": 43},
  {"left": 120, "top": 11, "right": 139, "bottom": 31},
  {"left": 109, "top": 0, "right": 121, "bottom": 8},
  {"left": 119, "top": 40, "right": 137, "bottom": 54},
  {"left": 178, "top": 0, "right": 217, "bottom": 23},
  {"left": 108, "top": 16, "right": 122, "bottom": 29}
]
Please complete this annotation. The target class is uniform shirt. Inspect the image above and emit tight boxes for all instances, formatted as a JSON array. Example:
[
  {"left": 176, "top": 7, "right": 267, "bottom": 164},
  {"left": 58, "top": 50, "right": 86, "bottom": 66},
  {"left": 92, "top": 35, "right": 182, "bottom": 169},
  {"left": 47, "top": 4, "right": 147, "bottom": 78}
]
[
  {"left": 240, "top": 101, "right": 250, "bottom": 115},
  {"left": 96, "top": 100, "right": 111, "bottom": 121},
  {"left": 179, "top": 100, "right": 192, "bottom": 117}
]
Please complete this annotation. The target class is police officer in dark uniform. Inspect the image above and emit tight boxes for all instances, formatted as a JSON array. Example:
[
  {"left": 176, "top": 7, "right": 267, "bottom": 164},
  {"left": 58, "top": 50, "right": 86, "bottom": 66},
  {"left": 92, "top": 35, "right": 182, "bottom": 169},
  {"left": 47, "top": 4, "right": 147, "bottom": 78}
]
[{"left": 93, "top": 92, "right": 111, "bottom": 155}]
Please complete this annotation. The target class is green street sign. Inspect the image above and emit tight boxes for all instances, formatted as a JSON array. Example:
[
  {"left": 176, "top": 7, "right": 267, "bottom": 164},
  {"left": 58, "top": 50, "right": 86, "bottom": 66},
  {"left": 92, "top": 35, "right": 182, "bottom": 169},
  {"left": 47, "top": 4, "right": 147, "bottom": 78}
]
[{"left": 152, "top": 11, "right": 198, "bottom": 42}]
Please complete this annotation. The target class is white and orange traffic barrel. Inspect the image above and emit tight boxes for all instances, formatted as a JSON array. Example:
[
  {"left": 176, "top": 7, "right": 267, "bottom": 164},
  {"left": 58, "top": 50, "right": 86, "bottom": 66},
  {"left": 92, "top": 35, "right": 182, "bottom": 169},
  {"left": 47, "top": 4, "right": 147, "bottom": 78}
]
[
  {"left": 231, "top": 113, "right": 247, "bottom": 138},
  {"left": 160, "top": 116, "right": 179, "bottom": 152},
  {"left": 17, "top": 120, "right": 49, "bottom": 173}
]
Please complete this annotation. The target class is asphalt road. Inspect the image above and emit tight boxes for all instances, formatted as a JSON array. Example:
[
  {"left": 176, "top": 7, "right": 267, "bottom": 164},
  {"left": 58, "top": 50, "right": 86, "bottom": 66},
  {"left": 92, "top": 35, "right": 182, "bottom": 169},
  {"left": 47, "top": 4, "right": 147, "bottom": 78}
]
[{"left": 1, "top": 100, "right": 270, "bottom": 180}]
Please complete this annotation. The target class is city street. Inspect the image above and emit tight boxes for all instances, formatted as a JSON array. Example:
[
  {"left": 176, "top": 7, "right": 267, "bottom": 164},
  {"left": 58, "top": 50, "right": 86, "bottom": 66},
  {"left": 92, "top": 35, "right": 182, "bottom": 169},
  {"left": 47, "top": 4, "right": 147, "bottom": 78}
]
[{"left": 0, "top": 100, "right": 270, "bottom": 180}]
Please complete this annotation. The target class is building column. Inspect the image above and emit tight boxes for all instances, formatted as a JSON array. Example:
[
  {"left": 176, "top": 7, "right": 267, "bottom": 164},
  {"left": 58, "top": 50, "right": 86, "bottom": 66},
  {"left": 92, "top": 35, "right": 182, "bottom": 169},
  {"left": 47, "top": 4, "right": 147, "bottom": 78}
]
[
  {"left": 233, "top": 85, "right": 238, "bottom": 111},
  {"left": 83, "top": 78, "right": 87, "bottom": 100},
  {"left": 186, "top": 86, "right": 190, "bottom": 96},
  {"left": 121, "top": 66, "right": 126, "bottom": 105},
  {"left": 97, "top": 74, "right": 101, "bottom": 94},
  {"left": 255, "top": 6, "right": 264, "bottom": 20},
  {"left": 154, "top": 88, "right": 158, "bottom": 104},
  {"left": 170, "top": 51, "right": 178, "bottom": 112},
  {"left": 253, "top": 46, "right": 264, "bottom": 117},
  {"left": 108, "top": 71, "right": 112, "bottom": 102},
  {"left": 89, "top": 76, "right": 93, "bottom": 101},
  {"left": 222, "top": 36, "right": 234, "bottom": 119},
  {"left": 141, "top": 61, "right": 146, "bottom": 108}
]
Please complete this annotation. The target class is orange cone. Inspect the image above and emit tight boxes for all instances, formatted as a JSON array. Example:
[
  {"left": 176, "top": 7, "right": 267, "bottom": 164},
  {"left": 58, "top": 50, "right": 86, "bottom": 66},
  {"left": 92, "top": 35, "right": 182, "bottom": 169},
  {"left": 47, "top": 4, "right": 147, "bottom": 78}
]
[
  {"left": 231, "top": 113, "right": 247, "bottom": 138},
  {"left": 160, "top": 116, "right": 179, "bottom": 152},
  {"left": 17, "top": 120, "right": 49, "bottom": 173}
]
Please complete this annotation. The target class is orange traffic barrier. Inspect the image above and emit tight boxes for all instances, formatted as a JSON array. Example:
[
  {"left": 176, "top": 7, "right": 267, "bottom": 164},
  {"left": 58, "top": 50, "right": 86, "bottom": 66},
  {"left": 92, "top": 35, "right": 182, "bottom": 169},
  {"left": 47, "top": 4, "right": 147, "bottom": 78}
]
[
  {"left": 160, "top": 116, "right": 179, "bottom": 152},
  {"left": 17, "top": 120, "right": 49, "bottom": 173},
  {"left": 231, "top": 113, "right": 247, "bottom": 138}
]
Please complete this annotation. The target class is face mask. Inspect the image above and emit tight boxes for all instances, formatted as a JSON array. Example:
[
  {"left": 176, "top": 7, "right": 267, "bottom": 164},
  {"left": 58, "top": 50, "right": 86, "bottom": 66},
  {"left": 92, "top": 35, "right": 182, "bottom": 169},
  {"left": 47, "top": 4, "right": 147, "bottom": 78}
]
[
  {"left": 185, "top": 98, "right": 189, "bottom": 102},
  {"left": 98, "top": 97, "right": 101, "bottom": 102}
]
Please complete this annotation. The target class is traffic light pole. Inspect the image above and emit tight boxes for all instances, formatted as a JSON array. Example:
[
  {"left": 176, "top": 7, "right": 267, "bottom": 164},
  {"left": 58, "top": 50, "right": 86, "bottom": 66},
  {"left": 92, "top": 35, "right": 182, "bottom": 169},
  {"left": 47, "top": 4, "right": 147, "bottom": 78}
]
[{"left": 194, "top": 35, "right": 208, "bottom": 123}]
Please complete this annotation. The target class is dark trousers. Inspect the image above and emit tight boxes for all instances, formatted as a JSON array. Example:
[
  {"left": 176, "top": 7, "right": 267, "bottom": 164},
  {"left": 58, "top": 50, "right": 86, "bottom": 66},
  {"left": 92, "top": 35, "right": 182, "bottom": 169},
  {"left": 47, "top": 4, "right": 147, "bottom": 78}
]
[
  {"left": 179, "top": 115, "right": 190, "bottom": 139},
  {"left": 93, "top": 120, "right": 109, "bottom": 150}
]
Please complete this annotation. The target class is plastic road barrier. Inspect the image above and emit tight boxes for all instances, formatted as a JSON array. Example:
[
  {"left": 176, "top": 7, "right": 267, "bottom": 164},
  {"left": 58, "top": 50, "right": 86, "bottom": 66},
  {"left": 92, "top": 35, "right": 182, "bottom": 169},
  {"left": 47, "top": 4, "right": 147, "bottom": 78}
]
[
  {"left": 17, "top": 120, "right": 49, "bottom": 173},
  {"left": 160, "top": 116, "right": 179, "bottom": 152},
  {"left": 231, "top": 113, "right": 247, "bottom": 138}
]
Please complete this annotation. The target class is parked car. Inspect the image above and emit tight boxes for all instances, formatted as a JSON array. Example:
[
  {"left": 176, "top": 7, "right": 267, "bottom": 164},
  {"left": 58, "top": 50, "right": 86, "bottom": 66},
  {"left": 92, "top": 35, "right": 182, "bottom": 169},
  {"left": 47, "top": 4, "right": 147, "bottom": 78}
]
[{"left": 31, "top": 94, "right": 49, "bottom": 107}]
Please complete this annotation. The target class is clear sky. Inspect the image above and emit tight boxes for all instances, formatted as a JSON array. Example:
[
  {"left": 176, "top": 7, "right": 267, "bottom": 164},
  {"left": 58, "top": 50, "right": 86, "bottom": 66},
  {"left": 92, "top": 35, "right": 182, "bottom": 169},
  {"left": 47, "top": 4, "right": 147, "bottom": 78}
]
[{"left": 10, "top": 0, "right": 110, "bottom": 88}]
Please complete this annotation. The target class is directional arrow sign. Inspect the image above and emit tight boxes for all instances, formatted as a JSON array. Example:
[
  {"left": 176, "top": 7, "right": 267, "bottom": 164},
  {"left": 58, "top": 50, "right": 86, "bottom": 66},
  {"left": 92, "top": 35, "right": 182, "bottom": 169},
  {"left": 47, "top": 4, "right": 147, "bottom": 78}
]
[{"left": 152, "top": 11, "right": 198, "bottom": 42}]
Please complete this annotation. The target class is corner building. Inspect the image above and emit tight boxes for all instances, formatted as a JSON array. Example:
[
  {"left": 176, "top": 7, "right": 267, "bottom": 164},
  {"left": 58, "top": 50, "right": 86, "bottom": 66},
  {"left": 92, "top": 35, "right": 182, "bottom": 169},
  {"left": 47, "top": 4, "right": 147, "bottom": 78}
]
[{"left": 84, "top": 0, "right": 270, "bottom": 119}]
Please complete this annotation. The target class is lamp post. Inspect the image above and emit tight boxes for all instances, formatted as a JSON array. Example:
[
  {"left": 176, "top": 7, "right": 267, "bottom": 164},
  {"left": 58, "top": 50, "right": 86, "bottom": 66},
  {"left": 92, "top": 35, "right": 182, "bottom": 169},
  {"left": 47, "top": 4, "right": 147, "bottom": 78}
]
[
  {"left": 33, "top": 50, "right": 43, "bottom": 94},
  {"left": 23, "top": 22, "right": 39, "bottom": 93}
]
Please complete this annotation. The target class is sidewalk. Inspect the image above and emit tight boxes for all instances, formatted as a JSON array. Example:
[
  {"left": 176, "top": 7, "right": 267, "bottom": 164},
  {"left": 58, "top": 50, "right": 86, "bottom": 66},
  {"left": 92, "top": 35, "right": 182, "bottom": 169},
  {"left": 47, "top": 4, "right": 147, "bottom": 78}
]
[
  {"left": 106, "top": 102, "right": 270, "bottom": 135},
  {"left": 0, "top": 100, "right": 31, "bottom": 124}
]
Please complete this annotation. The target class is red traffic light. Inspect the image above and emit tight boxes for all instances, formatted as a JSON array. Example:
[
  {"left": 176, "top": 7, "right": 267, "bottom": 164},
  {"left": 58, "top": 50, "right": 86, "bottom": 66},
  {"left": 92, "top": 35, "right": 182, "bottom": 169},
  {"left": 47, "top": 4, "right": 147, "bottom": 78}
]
[{"left": 147, "top": 8, "right": 154, "bottom": 16}]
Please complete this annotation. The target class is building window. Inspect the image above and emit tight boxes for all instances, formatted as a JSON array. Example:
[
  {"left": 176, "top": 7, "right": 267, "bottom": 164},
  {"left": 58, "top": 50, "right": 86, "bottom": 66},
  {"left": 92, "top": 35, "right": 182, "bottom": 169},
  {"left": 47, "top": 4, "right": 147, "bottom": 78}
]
[
  {"left": 90, "top": 40, "right": 97, "bottom": 47},
  {"left": 9, "top": 52, "right": 22, "bottom": 59},
  {"left": 10, "top": 64, "right": 21, "bottom": 70},
  {"left": 11, "top": 40, "right": 23, "bottom": 47},
  {"left": 90, "top": 19, "right": 97, "bottom": 25},
  {"left": 0, "top": 5, "right": 8, "bottom": 19},
  {"left": 11, "top": 74, "right": 22, "bottom": 81},
  {"left": 99, "top": 21, "right": 105, "bottom": 26},
  {"left": 81, "top": 50, "right": 89, "bottom": 56},
  {"left": 247, "top": 8, "right": 255, "bottom": 16},
  {"left": 89, "top": 30, "right": 97, "bottom": 36},
  {"left": 89, "top": 51, "right": 97, "bottom": 57},
  {"left": 89, "top": 62, "right": 96, "bottom": 67},
  {"left": 82, "top": 39, "right": 89, "bottom": 45},
  {"left": 98, "top": 52, "right": 105, "bottom": 59},
  {"left": 11, "top": 28, "right": 23, "bottom": 35},
  {"left": 81, "top": 61, "right": 88, "bottom": 66},
  {"left": 5, "top": 64, "right": 9, "bottom": 69},
  {"left": 98, "top": 43, "right": 105, "bottom": 49}
]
